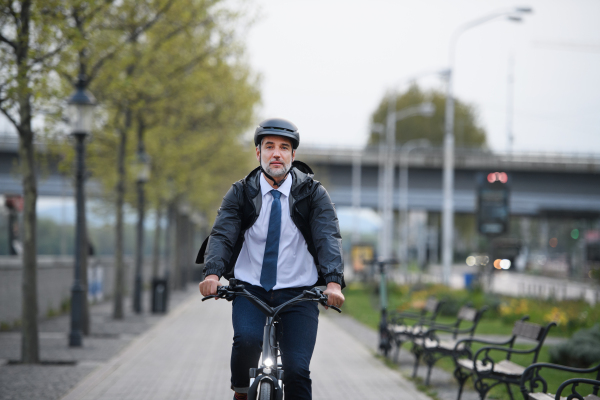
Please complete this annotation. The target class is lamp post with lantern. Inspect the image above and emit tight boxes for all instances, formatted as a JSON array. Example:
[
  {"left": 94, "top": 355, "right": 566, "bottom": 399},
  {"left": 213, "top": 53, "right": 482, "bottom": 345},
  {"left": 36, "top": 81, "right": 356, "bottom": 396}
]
[
  {"left": 133, "top": 137, "right": 150, "bottom": 313},
  {"left": 67, "top": 75, "right": 96, "bottom": 347}
]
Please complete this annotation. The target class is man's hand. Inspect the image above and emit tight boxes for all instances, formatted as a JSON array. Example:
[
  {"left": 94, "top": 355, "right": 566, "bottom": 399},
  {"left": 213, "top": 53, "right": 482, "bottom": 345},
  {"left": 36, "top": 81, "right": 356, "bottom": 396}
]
[
  {"left": 199, "top": 274, "right": 222, "bottom": 297},
  {"left": 323, "top": 282, "right": 344, "bottom": 309}
]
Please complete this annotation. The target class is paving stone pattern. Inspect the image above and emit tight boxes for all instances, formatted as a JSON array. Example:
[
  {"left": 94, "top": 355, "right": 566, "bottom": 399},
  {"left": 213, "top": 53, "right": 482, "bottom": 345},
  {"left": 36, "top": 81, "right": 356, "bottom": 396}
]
[
  {"left": 60, "top": 293, "right": 431, "bottom": 400},
  {"left": 0, "top": 288, "right": 194, "bottom": 400},
  {"left": 326, "top": 312, "right": 480, "bottom": 400},
  {"left": 1, "top": 283, "right": 525, "bottom": 400}
]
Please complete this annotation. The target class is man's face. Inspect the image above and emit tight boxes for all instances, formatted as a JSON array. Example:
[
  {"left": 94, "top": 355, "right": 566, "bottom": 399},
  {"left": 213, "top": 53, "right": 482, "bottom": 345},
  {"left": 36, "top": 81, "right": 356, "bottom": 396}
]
[{"left": 256, "top": 135, "right": 295, "bottom": 178}]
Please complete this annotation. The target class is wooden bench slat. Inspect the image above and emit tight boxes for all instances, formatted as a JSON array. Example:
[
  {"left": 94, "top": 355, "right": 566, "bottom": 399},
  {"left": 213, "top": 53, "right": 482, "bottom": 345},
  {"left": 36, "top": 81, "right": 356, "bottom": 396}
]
[
  {"left": 457, "top": 307, "right": 477, "bottom": 321},
  {"left": 457, "top": 359, "right": 525, "bottom": 376},
  {"left": 513, "top": 320, "right": 543, "bottom": 340},
  {"left": 529, "top": 393, "right": 553, "bottom": 400},
  {"left": 389, "top": 325, "right": 428, "bottom": 334},
  {"left": 425, "top": 297, "right": 439, "bottom": 312}
]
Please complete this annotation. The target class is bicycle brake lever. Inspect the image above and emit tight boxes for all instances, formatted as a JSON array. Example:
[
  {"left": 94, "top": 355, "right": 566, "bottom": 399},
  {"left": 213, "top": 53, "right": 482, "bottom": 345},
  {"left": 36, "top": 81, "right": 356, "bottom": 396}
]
[
  {"left": 201, "top": 295, "right": 218, "bottom": 302},
  {"left": 303, "top": 289, "right": 320, "bottom": 298},
  {"left": 330, "top": 305, "right": 342, "bottom": 313}
]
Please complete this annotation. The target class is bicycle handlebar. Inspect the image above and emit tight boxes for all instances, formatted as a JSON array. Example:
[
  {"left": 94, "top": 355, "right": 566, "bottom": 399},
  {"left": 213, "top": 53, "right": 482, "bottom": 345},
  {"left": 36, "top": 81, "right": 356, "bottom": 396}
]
[{"left": 201, "top": 279, "right": 342, "bottom": 314}]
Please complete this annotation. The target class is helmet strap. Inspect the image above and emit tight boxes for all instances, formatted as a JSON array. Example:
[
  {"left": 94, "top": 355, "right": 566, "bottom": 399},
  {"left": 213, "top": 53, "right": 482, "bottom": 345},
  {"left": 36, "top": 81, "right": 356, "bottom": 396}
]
[{"left": 259, "top": 147, "right": 290, "bottom": 188}]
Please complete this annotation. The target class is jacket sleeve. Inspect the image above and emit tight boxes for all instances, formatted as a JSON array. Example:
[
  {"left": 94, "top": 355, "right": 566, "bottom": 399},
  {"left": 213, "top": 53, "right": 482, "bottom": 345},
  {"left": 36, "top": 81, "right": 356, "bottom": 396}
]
[
  {"left": 309, "top": 185, "right": 344, "bottom": 286},
  {"left": 203, "top": 183, "right": 243, "bottom": 278}
]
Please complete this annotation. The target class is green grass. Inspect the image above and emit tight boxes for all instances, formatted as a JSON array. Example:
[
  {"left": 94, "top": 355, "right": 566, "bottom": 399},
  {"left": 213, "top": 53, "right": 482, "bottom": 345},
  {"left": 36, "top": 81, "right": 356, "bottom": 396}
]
[{"left": 342, "top": 281, "right": 600, "bottom": 399}]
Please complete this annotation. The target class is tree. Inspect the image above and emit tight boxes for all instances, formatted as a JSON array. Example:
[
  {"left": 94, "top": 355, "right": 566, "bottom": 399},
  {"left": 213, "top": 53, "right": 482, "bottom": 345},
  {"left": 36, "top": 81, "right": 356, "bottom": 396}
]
[
  {"left": 368, "top": 84, "right": 487, "bottom": 148},
  {"left": 50, "top": 0, "right": 259, "bottom": 306},
  {"left": 0, "top": 0, "right": 70, "bottom": 363}
]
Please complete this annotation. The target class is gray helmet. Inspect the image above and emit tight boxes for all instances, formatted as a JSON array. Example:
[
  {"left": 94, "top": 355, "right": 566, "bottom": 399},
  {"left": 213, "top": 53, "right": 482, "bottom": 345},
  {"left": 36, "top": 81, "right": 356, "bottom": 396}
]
[{"left": 254, "top": 118, "right": 300, "bottom": 149}]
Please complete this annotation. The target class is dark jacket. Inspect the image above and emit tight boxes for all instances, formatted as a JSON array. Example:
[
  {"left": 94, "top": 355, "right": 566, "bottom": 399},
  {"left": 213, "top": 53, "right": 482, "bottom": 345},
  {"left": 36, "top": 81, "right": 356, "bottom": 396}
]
[{"left": 195, "top": 161, "right": 344, "bottom": 288}]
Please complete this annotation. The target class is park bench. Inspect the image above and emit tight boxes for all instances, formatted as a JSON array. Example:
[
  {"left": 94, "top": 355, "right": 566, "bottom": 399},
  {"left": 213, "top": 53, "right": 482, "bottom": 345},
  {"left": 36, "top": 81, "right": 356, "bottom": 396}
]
[
  {"left": 387, "top": 297, "right": 445, "bottom": 362},
  {"left": 410, "top": 305, "right": 489, "bottom": 386},
  {"left": 452, "top": 317, "right": 556, "bottom": 400},
  {"left": 520, "top": 362, "right": 600, "bottom": 400}
]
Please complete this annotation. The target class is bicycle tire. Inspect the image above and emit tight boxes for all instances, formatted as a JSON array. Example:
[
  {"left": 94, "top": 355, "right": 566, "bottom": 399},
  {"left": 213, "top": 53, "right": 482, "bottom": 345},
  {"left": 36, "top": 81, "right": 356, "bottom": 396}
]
[{"left": 258, "top": 380, "right": 272, "bottom": 400}]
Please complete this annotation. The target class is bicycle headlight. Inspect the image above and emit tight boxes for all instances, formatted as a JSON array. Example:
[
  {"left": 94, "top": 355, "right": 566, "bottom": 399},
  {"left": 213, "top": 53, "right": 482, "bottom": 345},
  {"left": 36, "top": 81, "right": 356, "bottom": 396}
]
[{"left": 264, "top": 358, "right": 274, "bottom": 367}]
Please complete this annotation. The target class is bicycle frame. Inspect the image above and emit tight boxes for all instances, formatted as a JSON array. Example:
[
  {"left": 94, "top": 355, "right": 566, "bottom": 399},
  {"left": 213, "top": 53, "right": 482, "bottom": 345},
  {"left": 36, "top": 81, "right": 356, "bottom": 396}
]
[{"left": 202, "top": 279, "right": 341, "bottom": 400}]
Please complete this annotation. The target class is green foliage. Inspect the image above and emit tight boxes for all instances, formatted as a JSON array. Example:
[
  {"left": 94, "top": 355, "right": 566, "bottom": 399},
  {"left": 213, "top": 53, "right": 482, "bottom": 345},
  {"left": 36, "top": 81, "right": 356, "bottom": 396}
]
[
  {"left": 368, "top": 84, "right": 487, "bottom": 148},
  {"left": 343, "top": 281, "right": 600, "bottom": 337},
  {"left": 44, "top": 0, "right": 260, "bottom": 224},
  {"left": 550, "top": 324, "right": 600, "bottom": 368}
]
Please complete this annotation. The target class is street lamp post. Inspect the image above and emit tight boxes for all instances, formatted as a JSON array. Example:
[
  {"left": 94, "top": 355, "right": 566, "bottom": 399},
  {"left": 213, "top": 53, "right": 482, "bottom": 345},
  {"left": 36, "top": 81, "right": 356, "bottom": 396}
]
[
  {"left": 398, "top": 139, "right": 431, "bottom": 271},
  {"left": 67, "top": 75, "right": 96, "bottom": 347},
  {"left": 133, "top": 144, "right": 150, "bottom": 314},
  {"left": 374, "top": 101, "right": 435, "bottom": 262},
  {"left": 442, "top": 7, "right": 532, "bottom": 285}
]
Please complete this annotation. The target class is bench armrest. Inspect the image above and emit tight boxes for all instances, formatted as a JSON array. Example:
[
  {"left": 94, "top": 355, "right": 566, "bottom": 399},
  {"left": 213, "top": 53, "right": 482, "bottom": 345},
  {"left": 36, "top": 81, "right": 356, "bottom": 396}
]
[
  {"left": 557, "top": 378, "right": 600, "bottom": 400},
  {"left": 520, "top": 362, "right": 600, "bottom": 396},
  {"left": 454, "top": 336, "right": 515, "bottom": 351}
]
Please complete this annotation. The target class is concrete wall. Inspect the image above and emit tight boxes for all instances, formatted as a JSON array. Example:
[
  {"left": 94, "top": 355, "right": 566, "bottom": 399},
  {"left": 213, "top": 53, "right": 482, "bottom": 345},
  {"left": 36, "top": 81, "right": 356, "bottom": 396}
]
[{"left": 0, "top": 256, "right": 157, "bottom": 326}]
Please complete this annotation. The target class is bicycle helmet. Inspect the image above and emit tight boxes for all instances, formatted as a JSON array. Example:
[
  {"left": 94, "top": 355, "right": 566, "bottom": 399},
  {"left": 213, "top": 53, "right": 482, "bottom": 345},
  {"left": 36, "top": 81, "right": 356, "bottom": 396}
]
[{"left": 254, "top": 118, "right": 300, "bottom": 149}]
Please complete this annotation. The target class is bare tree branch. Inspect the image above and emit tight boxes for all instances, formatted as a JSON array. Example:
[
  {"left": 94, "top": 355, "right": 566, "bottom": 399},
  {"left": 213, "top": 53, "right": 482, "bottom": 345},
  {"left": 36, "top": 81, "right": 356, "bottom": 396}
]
[
  {"left": 0, "top": 103, "right": 19, "bottom": 130},
  {"left": 31, "top": 42, "right": 66, "bottom": 64},
  {"left": 0, "top": 32, "right": 17, "bottom": 49},
  {"left": 56, "top": 68, "right": 76, "bottom": 87},
  {"left": 88, "top": 0, "right": 176, "bottom": 84}
]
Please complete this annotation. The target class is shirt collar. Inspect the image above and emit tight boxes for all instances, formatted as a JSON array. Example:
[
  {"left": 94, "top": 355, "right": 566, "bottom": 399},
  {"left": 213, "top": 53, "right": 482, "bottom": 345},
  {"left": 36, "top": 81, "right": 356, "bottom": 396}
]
[{"left": 260, "top": 171, "right": 292, "bottom": 198}]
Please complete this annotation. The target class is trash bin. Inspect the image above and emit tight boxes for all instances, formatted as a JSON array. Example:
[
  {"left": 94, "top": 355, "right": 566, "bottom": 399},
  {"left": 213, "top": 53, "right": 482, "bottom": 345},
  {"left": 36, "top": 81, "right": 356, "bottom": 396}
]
[
  {"left": 152, "top": 278, "right": 169, "bottom": 313},
  {"left": 464, "top": 273, "right": 475, "bottom": 290}
]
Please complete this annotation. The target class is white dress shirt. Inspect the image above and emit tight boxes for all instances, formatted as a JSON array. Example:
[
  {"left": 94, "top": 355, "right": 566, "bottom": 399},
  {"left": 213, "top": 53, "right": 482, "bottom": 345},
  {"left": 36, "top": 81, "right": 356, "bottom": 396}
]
[{"left": 234, "top": 173, "right": 318, "bottom": 289}]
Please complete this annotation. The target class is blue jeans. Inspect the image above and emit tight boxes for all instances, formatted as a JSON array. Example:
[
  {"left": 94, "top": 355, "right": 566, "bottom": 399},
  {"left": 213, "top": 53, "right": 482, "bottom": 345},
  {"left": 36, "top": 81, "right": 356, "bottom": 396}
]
[{"left": 231, "top": 282, "right": 319, "bottom": 400}]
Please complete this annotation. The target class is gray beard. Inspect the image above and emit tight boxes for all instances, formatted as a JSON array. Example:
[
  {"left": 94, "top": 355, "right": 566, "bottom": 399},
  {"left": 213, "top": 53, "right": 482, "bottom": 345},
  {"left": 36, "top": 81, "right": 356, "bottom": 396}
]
[{"left": 262, "top": 159, "right": 291, "bottom": 178}]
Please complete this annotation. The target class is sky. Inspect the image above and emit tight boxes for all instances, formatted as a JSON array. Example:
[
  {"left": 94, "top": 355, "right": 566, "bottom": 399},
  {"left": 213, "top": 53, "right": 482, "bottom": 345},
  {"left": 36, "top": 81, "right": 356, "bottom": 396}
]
[{"left": 244, "top": 0, "right": 600, "bottom": 154}]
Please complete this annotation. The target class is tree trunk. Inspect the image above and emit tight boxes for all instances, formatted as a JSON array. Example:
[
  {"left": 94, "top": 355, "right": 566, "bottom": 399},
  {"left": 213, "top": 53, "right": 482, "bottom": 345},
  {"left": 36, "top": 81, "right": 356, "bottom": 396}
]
[
  {"left": 113, "top": 114, "right": 128, "bottom": 319},
  {"left": 19, "top": 123, "right": 39, "bottom": 363},
  {"left": 16, "top": 0, "right": 39, "bottom": 364},
  {"left": 167, "top": 202, "right": 177, "bottom": 291},
  {"left": 152, "top": 205, "right": 162, "bottom": 279},
  {"left": 174, "top": 208, "right": 182, "bottom": 290}
]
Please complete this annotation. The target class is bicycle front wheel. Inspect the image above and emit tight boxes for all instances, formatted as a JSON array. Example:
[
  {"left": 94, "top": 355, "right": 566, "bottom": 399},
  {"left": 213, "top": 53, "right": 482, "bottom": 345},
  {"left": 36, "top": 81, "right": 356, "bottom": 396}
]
[{"left": 258, "top": 380, "right": 272, "bottom": 400}]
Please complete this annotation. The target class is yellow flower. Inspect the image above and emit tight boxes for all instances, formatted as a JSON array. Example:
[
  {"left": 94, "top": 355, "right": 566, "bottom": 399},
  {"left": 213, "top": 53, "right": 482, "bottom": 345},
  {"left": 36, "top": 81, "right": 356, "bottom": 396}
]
[
  {"left": 499, "top": 302, "right": 513, "bottom": 316},
  {"left": 544, "top": 307, "right": 568, "bottom": 326},
  {"left": 515, "top": 299, "right": 529, "bottom": 315}
]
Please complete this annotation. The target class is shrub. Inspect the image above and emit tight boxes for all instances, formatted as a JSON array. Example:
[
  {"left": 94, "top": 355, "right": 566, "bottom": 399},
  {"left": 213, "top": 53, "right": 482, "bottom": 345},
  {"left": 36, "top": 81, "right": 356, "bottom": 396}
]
[{"left": 549, "top": 324, "right": 600, "bottom": 368}]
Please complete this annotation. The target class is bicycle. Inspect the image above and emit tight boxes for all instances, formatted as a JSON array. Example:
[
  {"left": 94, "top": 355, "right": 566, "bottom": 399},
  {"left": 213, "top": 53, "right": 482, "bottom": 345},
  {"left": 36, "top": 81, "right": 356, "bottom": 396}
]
[{"left": 201, "top": 278, "right": 342, "bottom": 400}]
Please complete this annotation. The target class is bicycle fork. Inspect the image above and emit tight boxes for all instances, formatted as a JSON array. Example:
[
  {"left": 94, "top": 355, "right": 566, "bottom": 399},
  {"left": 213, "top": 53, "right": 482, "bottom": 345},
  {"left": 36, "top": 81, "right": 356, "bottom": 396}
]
[{"left": 248, "top": 317, "right": 284, "bottom": 400}]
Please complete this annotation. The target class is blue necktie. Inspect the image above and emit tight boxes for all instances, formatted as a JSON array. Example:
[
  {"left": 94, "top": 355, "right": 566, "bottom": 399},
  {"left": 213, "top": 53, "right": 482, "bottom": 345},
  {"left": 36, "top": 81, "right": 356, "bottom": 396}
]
[{"left": 261, "top": 190, "right": 281, "bottom": 291}]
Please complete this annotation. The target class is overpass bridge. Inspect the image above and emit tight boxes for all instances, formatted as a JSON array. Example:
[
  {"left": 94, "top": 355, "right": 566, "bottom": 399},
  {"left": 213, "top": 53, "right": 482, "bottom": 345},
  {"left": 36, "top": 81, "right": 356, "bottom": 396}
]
[
  {"left": 2, "top": 135, "right": 600, "bottom": 217},
  {"left": 0, "top": 135, "right": 100, "bottom": 197},
  {"left": 298, "top": 145, "right": 600, "bottom": 217}
]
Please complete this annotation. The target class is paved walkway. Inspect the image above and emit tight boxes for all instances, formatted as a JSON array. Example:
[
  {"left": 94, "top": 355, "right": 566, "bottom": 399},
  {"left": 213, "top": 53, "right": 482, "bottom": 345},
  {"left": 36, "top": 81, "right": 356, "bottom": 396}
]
[{"left": 61, "top": 292, "right": 431, "bottom": 400}]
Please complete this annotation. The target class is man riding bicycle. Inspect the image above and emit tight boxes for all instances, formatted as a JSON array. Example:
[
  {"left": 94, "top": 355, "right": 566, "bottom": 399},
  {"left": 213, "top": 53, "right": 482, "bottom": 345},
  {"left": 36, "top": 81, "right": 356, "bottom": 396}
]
[{"left": 197, "top": 118, "right": 345, "bottom": 400}]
